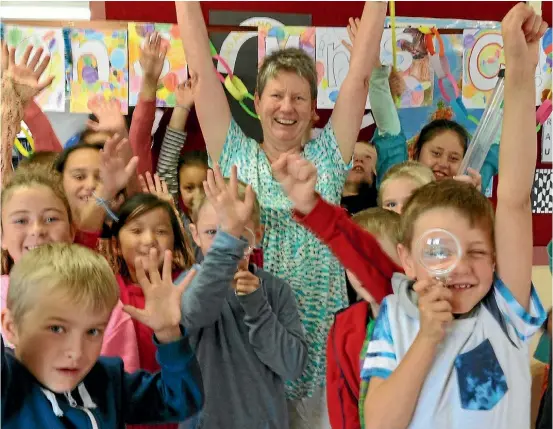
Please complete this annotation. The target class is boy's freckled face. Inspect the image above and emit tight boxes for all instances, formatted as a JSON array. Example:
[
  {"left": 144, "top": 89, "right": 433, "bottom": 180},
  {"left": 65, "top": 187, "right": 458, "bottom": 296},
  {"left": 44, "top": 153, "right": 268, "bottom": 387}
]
[
  {"left": 2, "top": 291, "right": 112, "bottom": 393},
  {"left": 401, "top": 208, "right": 495, "bottom": 314}
]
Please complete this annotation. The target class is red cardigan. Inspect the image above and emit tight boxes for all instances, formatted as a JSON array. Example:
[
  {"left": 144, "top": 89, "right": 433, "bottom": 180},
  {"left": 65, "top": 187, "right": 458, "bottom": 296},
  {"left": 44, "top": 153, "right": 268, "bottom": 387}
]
[
  {"left": 292, "top": 195, "right": 402, "bottom": 303},
  {"left": 293, "top": 195, "right": 404, "bottom": 429}
]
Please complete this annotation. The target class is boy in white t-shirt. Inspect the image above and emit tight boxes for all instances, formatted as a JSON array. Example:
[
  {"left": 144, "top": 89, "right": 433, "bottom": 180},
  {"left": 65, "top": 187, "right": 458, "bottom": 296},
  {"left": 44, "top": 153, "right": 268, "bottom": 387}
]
[{"left": 361, "top": 4, "right": 549, "bottom": 429}]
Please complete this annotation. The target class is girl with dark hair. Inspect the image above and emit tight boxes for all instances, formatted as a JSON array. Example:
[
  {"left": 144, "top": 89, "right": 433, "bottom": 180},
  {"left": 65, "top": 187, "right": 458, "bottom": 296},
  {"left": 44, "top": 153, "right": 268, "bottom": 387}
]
[{"left": 109, "top": 193, "right": 195, "bottom": 429}]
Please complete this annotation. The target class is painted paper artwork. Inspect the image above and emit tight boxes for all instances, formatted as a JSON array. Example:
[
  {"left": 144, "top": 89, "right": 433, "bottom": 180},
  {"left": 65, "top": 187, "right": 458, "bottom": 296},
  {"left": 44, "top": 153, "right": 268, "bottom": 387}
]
[
  {"left": 536, "top": 28, "right": 552, "bottom": 105},
  {"left": 316, "top": 27, "right": 370, "bottom": 109},
  {"left": 4, "top": 25, "right": 65, "bottom": 112},
  {"left": 69, "top": 28, "right": 128, "bottom": 114},
  {"left": 258, "top": 26, "right": 315, "bottom": 67},
  {"left": 128, "top": 23, "right": 187, "bottom": 107},
  {"left": 463, "top": 28, "right": 551, "bottom": 108},
  {"left": 462, "top": 29, "right": 505, "bottom": 109}
]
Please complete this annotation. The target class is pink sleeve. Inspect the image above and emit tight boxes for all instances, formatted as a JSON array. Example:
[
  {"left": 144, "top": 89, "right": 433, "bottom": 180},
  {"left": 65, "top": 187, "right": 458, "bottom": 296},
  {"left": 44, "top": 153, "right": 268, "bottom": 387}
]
[
  {"left": 101, "top": 300, "right": 140, "bottom": 373},
  {"left": 23, "top": 100, "right": 63, "bottom": 153},
  {"left": 129, "top": 97, "right": 156, "bottom": 175}
]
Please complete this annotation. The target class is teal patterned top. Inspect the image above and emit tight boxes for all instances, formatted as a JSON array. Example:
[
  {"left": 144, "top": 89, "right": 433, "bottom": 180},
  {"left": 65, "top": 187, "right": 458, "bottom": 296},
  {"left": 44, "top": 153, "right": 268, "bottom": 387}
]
[{"left": 217, "top": 118, "right": 350, "bottom": 399}]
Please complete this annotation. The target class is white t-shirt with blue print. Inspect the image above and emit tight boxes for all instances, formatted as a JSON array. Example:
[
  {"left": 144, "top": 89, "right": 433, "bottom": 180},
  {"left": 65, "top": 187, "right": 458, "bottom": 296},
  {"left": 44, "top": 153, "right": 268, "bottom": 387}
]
[{"left": 361, "top": 274, "right": 546, "bottom": 429}]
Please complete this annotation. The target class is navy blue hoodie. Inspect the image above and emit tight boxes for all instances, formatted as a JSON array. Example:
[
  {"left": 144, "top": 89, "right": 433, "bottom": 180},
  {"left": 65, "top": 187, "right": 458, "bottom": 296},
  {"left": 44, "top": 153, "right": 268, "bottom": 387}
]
[{"left": 1, "top": 332, "right": 203, "bottom": 428}]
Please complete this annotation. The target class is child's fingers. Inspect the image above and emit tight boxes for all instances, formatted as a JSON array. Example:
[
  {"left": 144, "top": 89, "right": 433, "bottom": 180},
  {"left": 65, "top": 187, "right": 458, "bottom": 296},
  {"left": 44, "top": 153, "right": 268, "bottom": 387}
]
[
  {"left": 122, "top": 304, "right": 148, "bottom": 323},
  {"left": 161, "top": 179, "right": 169, "bottom": 195},
  {"left": 212, "top": 163, "right": 227, "bottom": 194},
  {"left": 204, "top": 169, "right": 218, "bottom": 198},
  {"left": 146, "top": 171, "right": 156, "bottom": 192},
  {"left": 138, "top": 174, "right": 148, "bottom": 192},
  {"left": 229, "top": 165, "right": 239, "bottom": 200},
  {"left": 154, "top": 174, "right": 163, "bottom": 193},
  {"left": 161, "top": 249, "right": 173, "bottom": 283},
  {"left": 124, "top": 157, "right": 139, "bottom": 179},
  {"left": 86, "top": 119, "right": 101, "bottom": 132},
  {"left": 28, "top": 47, "right": 44, "bottom": 72},
  {"left": 134, "top": 257, "right": 151, "bottom": 290},
  {"left": 20, "top": 45, "right": 33, "bottom": 67},
  {"left": 244, "top": 185, "right": 256, "bottom": 215},
  {"left": 37, "top": 75, "right": 54, "bottom": 92},
  {"left": 176, "top": 268, "right": 197, "bottom": 295},
  {"left": 341, "top": 39, "right": 353, "bottom": 53},
  {"left": 8, "top": 46, "right": 16, "bottom": 67},
  {"left": 234, "top": 270, "right": 256, "bottom": 281},
  {"left": 428, "top": 299, "right": 453, "bottom": 314},
  {"left": 270, "top": 154, "right": 288, "bottom": 178},
  {"left": 147, "top": 248, "right": 162, "bottom": 285},
  {"left": 160, "top": 42, "right": 169, "bottom": 59},
  {"left": 1, "top": 42, "right": 8, "bottom": 71}
]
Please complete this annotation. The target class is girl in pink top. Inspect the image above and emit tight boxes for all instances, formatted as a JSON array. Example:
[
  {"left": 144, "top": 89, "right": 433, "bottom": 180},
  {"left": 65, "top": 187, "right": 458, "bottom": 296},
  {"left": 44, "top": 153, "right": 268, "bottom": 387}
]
[{"left": 0, "top": 164, "right": 140, "bottom": 373}]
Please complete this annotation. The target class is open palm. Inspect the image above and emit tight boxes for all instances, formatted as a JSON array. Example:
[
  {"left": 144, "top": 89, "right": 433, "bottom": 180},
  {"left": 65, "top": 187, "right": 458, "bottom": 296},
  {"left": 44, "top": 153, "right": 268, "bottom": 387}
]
[
  {"left": 3, "top": 43, "right": 53, "bottom": 102},
  {"left": 204, "top": 164, "right": 255, "bottom": 236},
  {"left": 124, "top": 249, "right": 196, "bottom": 332},
  {"left": 99, "top": 134, "right": 138, "bottom": 200}
]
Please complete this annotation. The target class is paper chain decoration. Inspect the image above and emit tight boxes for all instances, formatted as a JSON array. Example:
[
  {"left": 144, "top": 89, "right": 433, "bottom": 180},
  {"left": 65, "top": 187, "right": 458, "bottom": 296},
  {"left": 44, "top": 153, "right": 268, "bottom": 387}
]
[
  {"left": 422, "top": 26, "right": 480, "bottom": 127},
  {"left": 209, "top": 40, "right": 259, "bottom": 120},
  {"left": 14, "top": 125, "right": 35, "bottom": 158}
]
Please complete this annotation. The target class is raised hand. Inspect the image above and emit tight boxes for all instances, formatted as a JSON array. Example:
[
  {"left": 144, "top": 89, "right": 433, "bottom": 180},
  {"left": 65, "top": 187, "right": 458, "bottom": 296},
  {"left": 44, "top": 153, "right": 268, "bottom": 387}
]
[
  {"left": 175, "top": 79, "right": 195, "bottom": 109},
  {"left": 502, "top": 3, "right": 548, "bottom": 70},
  {"left": 124, "top": 249, "right": 197, "bottom": 343},
  {"left": 234, "top": 269, "right": 260, "bottom": 296},
  {"left": 203, "top": 164, "right": 255, "bottom": 238},
  {"left": 140, "top": 32, "right": 168, "bottom": 85},
  {"left": 271, "top": 154, "right": 318, "bottom": 215},
  {"left": 453, "top": 168, "right": 482, "bottom": 193},
  {"left": 341, "top": 17, "right": 360, "bottom": 54},
  {"left": 3, "top": 43, "right": 54, "bottom": 103},
  {"left": 87, "top": 98, "right": 128, "bottom": 137},
  {"left": 139, "top": 172, "right": 176, "bottom": 208},
  {"left": 414, "top": 279, "right": 453, "bottom": 345},
  {"left": 99, "top": 134, "right": 139, "bottom": 200}
]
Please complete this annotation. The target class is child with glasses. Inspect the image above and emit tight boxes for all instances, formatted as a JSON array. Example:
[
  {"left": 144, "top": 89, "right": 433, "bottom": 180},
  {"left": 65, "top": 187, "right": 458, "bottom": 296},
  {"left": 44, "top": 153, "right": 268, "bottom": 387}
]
[{"left": 177, "top": 164, "right": 307, "bottom": 429}]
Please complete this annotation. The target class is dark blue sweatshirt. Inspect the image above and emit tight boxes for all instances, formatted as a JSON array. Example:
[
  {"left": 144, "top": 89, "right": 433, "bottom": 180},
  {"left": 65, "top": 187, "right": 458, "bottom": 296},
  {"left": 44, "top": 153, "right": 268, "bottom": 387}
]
[{"left": 1, "top": 332, "right": 203, "bottom": 428}]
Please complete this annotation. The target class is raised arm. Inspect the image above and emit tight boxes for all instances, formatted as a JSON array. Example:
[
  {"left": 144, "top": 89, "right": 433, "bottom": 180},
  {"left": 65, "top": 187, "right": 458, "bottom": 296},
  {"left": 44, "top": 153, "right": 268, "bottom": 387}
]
[
  {"left": 237, "top": 273, "right": 308, "bottom": 380},
  {"left": 175, "top": 1, "right": 231, "bottom": 162},
  {"left": 156, "top": 81, "right": 194, "bottom": 196},
  {"left": 1, "top": 43, "right": 53, "bottom": 183},
  {"left": 23, "top": 100, "right": 62, "bottom": 152},
  {"left": 331, "top": 1, "right": 388, "bottom": 162},
  {"left": 495, "top": 4, "right": 548, "bottom": 310}
]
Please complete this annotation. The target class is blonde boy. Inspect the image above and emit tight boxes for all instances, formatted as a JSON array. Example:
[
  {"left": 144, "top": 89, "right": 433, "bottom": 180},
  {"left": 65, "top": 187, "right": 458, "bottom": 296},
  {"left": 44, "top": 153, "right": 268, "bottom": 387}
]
[
  {"left": 1, "top": 243, "right": 203, "bottom": 429},
  {"left": 361, "top": 5, "right": 548, "bottom": 428}
]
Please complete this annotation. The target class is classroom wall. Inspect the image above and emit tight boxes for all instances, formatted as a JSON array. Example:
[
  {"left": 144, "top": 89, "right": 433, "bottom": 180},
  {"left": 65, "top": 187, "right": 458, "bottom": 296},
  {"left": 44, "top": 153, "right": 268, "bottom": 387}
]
[{"left": 104, "top": 1, "right": 553, "bottom": 246}]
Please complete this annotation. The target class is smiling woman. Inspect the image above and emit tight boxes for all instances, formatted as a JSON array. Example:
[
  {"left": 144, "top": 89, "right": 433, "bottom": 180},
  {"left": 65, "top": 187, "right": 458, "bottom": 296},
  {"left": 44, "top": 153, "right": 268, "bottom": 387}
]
[{"left": 175, "top": 1, "right": 388, "bottom": 417}]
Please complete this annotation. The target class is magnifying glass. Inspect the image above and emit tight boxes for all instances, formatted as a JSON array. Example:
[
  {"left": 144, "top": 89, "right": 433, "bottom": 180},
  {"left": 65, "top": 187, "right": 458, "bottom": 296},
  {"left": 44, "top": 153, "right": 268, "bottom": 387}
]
[{"left": 416, "top": 228, "right": 462, "bottom": 283}]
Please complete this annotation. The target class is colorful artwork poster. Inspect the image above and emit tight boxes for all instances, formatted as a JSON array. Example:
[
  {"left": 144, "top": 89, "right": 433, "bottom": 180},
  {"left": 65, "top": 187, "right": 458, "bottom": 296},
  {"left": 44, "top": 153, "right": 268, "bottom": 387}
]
[
  {"left": 4, "top": 25, "right": 65, "bottom": 112},
  {"left": 258, "top": 26, "right": 315, "bottom": 67},
  {"left": 128, "top": 23, "right": 187, "bottom": 107},
  {"left": 69, "top": 28, "right": 128, "bottom": 114},
  {"left": 463, "top": 28, "right": 551, "bottom": 108},
  {"left": 397, "top": 34, "right": 485, "bottom": 150},
  {"left": 380, "top": 28, "right": 434, "bottom": 108},
  {"left": 316, "top": 27, "right": 370, "bottom": 109},
  {"left": 537, "top": 28, "right": 552, "bottom": 103}
]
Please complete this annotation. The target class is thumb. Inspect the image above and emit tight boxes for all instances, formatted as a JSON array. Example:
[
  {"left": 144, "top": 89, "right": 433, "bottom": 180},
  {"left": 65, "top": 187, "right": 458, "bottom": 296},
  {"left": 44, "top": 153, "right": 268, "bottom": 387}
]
[
  {"left": 37, "top": 75, "right": 54, "bottom": 92},
  {"left": 271, "top": 154, "right": 289, "bottom": 180},
  {"left": 123, "top": 305, "right": 148, "bottom": 324},
  {"left": 244, "top": 185, "right": 256, "bottom": 213},
  {"left": 176, "top": 268, "right": 197, "bottom": 295},
  {"left": 124, "top": 156, "right": 139, "bottom": 178}
]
